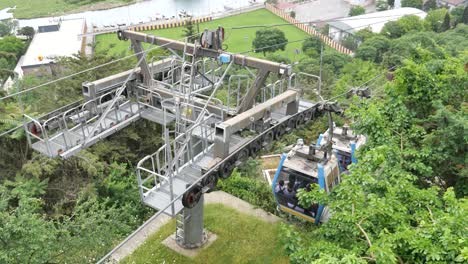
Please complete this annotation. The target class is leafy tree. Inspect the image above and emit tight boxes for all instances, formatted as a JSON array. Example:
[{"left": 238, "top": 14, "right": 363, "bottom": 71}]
[
  {"left": 423, "top": 0, "right": 437, "bottom": 11},
  {"left": 290, "top": 10, "right": 296, "bottom": 18},
  {"left": 401, "top": 0, "right": 423, "bottom": 8},
  {"left": 387, "top": 0, "right": 395, "bottom": 7},
  {"left": 359, "top": 36, "right": 391, "bottom": 63},
  {"left": 0, "top": 20, "right": 15, "bottom": 37},
  {"left": 19, "top": 26, "right": 35, "bottom": 40},
  {"left": 302, "top": 36, "right": 322, "bottom": 56},
  {"left": 376, "top": 0, "right": 389, "bottom": 11},
  {"left": 282, "top": 48, "right": 467, "bottom": 263},
  {"left": 252, "top": 28, "right": 288, "bottom": 56},
  {"left": 0, "top": 36, "right": 25, "bottom": 59},
  {"left": 450, "top": 6, "right": 465, "bottom": 26},
  {"left": 425, "top": 8, "right": 449, "bottom": 32},
  {"left": 462, "top": 5, "right": 468, "bottom": 24},
  {"left": 382, "top": 15, "right": 424, "bottom": 38},
  {"left": 349, "top": 5, "right": 366, "bottom": 17},
  {"left": 341, "top": 34, "right": 359, "bottom": 51},
  {"left": 381, "top": 20, "right": 404, "bottom": 38},
  {"left": 441, "top": 12, "right": 451, "bottom": 31},
  {"left": 183, "top": 17, "right": 196, "bottom": 43},
  {"left": 354, "top": 28, "right": 375, "bottom": 42}
]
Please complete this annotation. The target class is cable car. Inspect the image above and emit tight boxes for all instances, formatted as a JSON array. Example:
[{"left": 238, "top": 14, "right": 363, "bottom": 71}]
[
  {"left": 271, "top": 125, "right": 365, "bottom": 224},
  {"left": 318, "top": 124, "right": 366, "bottom": 174}
]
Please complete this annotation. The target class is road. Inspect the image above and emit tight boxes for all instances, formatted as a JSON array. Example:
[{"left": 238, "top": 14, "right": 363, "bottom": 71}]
[{"left": 294, "top": 0, "right": 376, "bottom": 25}]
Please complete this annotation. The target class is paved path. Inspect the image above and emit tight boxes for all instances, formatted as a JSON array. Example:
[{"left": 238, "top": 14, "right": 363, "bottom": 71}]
[
  {"left": 294, "top": 0, "right": 376, "bottom": 24},
  {"left": 108, "top": 191, "right": 280, "bottom": 262}
]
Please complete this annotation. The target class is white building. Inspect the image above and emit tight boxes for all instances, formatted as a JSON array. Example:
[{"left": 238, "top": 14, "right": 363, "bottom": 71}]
[
  {"left": 20, "top": 18, "right": 87, "bottom": 76},
  {"left": 327, "top": 7, "right": 426, "bottom": 42}
]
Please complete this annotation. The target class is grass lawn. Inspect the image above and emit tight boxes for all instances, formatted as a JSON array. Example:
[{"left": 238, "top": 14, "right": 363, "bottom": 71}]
[
  {"left": 0, "top": 0, "right": 135, "bottom": 19},
  {"left": 121, "top": 204, "right": 289, "bottom": 264},
  {"left": 96, "top": 9, "right": 309, "bottom": 61}
]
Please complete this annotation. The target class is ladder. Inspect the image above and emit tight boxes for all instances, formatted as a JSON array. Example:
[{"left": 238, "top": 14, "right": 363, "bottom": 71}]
[{"left": 175, "top": 209, "right": 190, "bottom": 243}]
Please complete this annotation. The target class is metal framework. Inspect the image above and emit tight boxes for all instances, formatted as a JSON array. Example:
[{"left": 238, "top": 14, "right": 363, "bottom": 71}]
[{"left": 24, "top": 29, "right": 326, "bottom": 251}]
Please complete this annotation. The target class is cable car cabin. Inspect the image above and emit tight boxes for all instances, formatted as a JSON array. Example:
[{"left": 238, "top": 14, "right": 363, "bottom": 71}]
[
  {"left": 271, "top": 139, "right": 341, "bottom": 224},
  {"left": 318, "top": 125, "right": 366, "bottom": 173}
]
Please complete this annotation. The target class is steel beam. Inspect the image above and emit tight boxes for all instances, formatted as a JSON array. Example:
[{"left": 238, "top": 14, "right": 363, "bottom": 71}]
[
  {"left": 238, "top": 69, "right": 269, "bottom": 113},
  {"left": 214, "top": 90, "right": 299, "bottom": 158},
  {"left": 117, "top": 30, "right": 292, "bottom": 75}
]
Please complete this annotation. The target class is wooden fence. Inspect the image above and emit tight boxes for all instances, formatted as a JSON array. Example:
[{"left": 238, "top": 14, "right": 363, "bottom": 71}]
[{"left": 265, "top": 3, "right": 353, "bottom": 56}]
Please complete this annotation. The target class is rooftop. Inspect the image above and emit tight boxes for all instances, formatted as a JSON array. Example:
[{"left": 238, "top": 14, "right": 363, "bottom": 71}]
[
  {"left": 22, "top": 18, "right": 85, "bottom": 68},
  {"left": 328, "top": 7, "right": 427, "bottom": 34}
]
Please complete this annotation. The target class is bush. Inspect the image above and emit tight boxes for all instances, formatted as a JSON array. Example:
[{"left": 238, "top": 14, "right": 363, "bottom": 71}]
[{"left": 218, "top": 169, "right": 276, "bottom": 213}]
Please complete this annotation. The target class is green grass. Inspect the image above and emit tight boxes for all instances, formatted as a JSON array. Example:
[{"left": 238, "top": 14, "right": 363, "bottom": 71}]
[
  {"left": 0, "top": 0, "right": 135, "bottom": 19},
  {"left": 96, "top": 9, "right": 309, "bottom": 61},
  {"left": 121, "top": 204, "right": 289, "bottom": 264}
]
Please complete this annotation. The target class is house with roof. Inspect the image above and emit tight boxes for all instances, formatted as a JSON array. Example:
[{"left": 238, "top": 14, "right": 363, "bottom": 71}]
[
  {"left": 327, "top": 7, "right": 427, "bottom": 42},
  {"left": 437, "top": 0, "right": 468, "bottom": 10},
  {"left": 20, "top": 18, "right": 87, "bottom": 77}
]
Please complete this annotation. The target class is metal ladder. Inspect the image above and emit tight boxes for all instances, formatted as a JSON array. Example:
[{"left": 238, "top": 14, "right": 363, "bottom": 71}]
[{"left": 175, "top": 209, "right": 190, "bottom": 243}]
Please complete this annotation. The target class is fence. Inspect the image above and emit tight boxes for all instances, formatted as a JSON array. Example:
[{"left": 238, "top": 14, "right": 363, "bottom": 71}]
[{"left": 265, "top": 3, "right": 353, "bottom": 56}]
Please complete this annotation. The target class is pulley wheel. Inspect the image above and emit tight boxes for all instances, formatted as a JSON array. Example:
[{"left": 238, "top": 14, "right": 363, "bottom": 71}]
[
  {"left": 182, "top": 185, "right": 202, "bottom": 208},
  {"left": 202, "top": 172, "right": 218, "bottom": 191},
  {"left": 274, "top": 123, "right": 287, "bottom": 140}
]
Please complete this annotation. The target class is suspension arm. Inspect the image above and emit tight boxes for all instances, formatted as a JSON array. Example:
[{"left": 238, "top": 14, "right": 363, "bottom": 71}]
[{"left": 117, "top": 30, "right": 292, "bottom": 75}]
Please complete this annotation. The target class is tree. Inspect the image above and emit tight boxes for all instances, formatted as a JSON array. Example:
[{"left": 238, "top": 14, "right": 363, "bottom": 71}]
[
  {"left": 450, "top": 6, "right": 465, "bottom": 26},
  {"left": 349, "top": 5, "right": 365, "bottom": 16},
  {"left": 19, "top": 26, "right": 35, "bottom": 40},
  {"left": 0, "top": 36, "right": 26, "bottom": 59},
  {"left": 183, "top": 17, "right": 196, "bottom": 43},
  {"left": 382, "top": 14, "right": 424, "bottom": 38},
  {"left": 401, "top": 0, "right": 423, "bottom": 8},
  {"left": 381, "top": 20, "right": 404, "bottom": 38},
  {"left": 441, "top": 12, "right": 451, "bottom": 31},
  {"left": 356, "top": 36, "right": 391, "bottom": 63},
  {"left": 425, "top": 9, "right": 449, "bottom": 32},
  {"left": 387, "top": 0, "right": 395, "bottom": 7},
  {"left": 462, "top": 5, "right": 468, "bottom": 24},
  {"left": 376, "top": 0, "right": 389, "bottom": 11},
  {"left": 302, "top": 36, "right": 322, "bottom": 55},
  {"left": 341, "top": 34, "right": 359, "bottom": 51},
  {"left": 252, "top": 28, "right": 287, "bottom": 56},
  {"left": 0, "top": 20, "right": 14, "bottom": 37},
  {"left": 282, "top": 49, "right": 467, "bottom": 263},
  {"left": 290, "top": 10, "right": 296, "bottom": 18}
]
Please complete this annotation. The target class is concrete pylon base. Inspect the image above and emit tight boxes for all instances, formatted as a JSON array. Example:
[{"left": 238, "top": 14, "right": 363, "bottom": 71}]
[{"left": 162, "top": 231, "right": 218, "bottom": 258}]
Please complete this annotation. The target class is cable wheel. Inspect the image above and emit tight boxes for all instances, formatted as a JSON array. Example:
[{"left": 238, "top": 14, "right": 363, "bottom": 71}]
[
  {"left": 219, "top": 159, "right": 235, "bottom": 179},
  {"left": 249, "top": 140, "right": 262, "bottom": 157},
  {"left": 295, "top": 113, "right": 305, "bottom": 128},
  {"left": 305, "top": 109, "right": 314, "bottom": 121},
  {"left": 274, "top": 123, "right": 287, "bottom": 140},
  {"left": 202, "top": 172, "right": 218, "bottom": 191},
  {"left": 287, "top": 117, "right": 296, "bottom": 131},
  {"left": 182, "top": 184, "right": 202, "bottom": 208},
  {"left": 235, "top": 148, "right": 249, "bottom": 165},
  {"left": 262, "top": 130, "right": 274, "bottom": 151},
  {"left": 28, "top": 122, "right": 42, "bottom": 137}
]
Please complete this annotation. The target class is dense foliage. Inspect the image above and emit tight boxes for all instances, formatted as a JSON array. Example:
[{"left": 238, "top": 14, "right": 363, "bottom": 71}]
[
  {"left": 281, "top": 12, "right": 467, "bottom": 264},
  {"left": 252, "top": 28, "right": 288, "bottom": 55}
]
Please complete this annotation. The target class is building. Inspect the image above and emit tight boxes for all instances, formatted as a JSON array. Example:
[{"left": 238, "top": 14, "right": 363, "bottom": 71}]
[
  {"left": 275, "top": 2, "right": 296, "bottom": 12},
  {"left": 327, "top": 7, "right": 426, "bottom": 42},
  {"left": 437, "top": 0, "right": 468, "bottom": 10},
  {"left": 20, "top": 18, "right": 87, "bottom": 76}
]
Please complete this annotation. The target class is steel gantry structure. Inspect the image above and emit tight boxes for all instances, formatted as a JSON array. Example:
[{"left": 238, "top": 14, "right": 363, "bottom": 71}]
[{"left": 23, "top": 29, "right": 326, "bottom": 251}]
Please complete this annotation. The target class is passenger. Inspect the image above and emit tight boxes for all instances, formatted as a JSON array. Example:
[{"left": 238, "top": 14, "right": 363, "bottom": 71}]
[
  {"left": 275, "top": 180, "right": 285, "bottom": 194},
  {"left": 284, "top": 182, "right": 296, "bottom": 201}
]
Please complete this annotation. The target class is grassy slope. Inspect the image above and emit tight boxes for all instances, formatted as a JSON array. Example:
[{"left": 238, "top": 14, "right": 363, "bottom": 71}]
[
  {"left": 0, "top": 0, "right": 134, "bottom": 19},
  {"left": 96, "top": 9, "right": 309, "bottom": 61},
  {"left": 122, "top": 204, "right": 289, "bottom": 264}
]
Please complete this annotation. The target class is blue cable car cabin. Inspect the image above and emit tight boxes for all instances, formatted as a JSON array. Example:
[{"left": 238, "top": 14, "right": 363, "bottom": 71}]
[
  {"left": 318, "top": 125, "right": 366, "bottom": 173},
  {"left": 272, "top": 139, "right": 341, "bottom": 224},
  {"left": 271, "top": 126, "right": 366, "bottom": 224}
]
